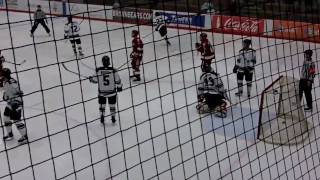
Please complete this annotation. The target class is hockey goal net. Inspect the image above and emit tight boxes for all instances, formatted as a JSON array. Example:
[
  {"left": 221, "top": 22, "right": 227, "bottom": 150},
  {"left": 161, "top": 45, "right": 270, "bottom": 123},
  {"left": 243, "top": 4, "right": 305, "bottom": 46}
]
[{"left": 258, "top": 76, "right": 310, "bottom": 145}]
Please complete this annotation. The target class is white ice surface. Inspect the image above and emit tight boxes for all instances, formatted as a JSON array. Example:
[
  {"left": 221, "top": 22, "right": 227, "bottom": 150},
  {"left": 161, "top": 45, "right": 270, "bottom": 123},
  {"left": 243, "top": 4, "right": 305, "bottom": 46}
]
[{"left": 0, "top": 11, "right": 320, "bottom": 180}]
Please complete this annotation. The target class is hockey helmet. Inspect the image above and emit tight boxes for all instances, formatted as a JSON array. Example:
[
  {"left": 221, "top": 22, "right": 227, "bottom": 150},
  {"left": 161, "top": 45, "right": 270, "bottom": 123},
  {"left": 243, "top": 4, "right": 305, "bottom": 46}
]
[
  {"left": 37, "top": 5, "right": 41, "bottom": 9},
  {"left": 200, "top": 33, "right": 207, "bottom": 40},
  {"left": 243, "top": 39, "right": 251, "bottom": 46},
  {"left": 131, "top": 30, "right": 139, "bottom": 38},
  {"left": 2, "top": 68, "right": 11, "bottom": 79},
  {"left": 155, "top": 12, "right": 160, "bottom": 17},
  {"left": 102, "top": 55, "right": 110, "bottom": 67},
  {"left": 304, "top": 49, "right": 313, "bottom": 56}
]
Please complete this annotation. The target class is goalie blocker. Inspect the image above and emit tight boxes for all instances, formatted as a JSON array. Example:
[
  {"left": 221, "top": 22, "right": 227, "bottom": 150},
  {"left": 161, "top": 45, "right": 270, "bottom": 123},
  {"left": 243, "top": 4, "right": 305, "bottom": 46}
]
[{"left": 196, "top": 64, "right": 229, "bottom": 118}]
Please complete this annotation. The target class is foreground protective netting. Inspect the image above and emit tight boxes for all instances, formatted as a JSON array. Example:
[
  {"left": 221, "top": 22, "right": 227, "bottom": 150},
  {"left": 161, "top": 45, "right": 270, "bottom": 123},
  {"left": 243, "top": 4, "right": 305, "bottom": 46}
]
[
  {"left": 0, "top": 0, "right": 320, "bottom": 180},
  {"left": 258, "top": 76, "right": 310, "bottom": 145}
]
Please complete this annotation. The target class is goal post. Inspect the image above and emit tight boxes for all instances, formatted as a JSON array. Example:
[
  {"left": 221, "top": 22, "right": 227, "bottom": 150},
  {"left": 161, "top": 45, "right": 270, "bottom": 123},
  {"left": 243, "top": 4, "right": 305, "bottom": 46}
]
[{"left": 258, "top": 76, "right": 311, "bottom": 145}]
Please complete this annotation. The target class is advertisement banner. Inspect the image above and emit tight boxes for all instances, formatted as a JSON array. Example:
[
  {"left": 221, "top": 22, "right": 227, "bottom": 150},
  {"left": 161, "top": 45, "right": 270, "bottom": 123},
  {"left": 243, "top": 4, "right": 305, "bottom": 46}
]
[
  {"left": 66, "top": 3, "right": 113, "bottom": 20},
  {"left": 112, "top": 7, "right": 152, "bottom": 25},
  {"left": 153, "top": 10, "right": 206, "bottom": 28},
  {"left": 272, "top": 20, "right": 320, "bottom": 42},
  {"left": 212, "top": 15, "right": 265, "bottom": 35},
  {"left": 26, "top": 0, "right": 62, "bottom": 15},
  {"left": 2, "top": 0, "right": 18, "bottom": 9}
]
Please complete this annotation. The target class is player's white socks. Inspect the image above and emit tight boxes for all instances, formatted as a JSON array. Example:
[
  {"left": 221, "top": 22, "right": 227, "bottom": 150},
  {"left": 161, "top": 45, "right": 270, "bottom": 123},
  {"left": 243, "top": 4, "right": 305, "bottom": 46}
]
[
  {"left": 72, "top": 44, "right": 77, "bottom": 54},
  {"left": 99, "top": 104, "right": 106, "bottom": 117},
  {"left": 110, "top": 104, "right": 116, "bottom": 118},
  {"left": 16, "top": 122, "right": 27, "bottom": 137}
]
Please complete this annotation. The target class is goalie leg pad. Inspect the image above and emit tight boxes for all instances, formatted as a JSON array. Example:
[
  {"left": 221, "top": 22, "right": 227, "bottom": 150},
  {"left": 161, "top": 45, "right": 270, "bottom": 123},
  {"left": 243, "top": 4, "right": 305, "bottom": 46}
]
[{"left": 196, "top": 103, "right": 210, "bottom": 114}]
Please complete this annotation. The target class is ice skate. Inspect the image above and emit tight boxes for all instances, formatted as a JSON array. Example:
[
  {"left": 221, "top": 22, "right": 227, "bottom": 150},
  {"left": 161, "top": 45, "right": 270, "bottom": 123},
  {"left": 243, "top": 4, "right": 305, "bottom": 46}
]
[
  {"left": 3, "top": 132, "right": 13, "bottom": 141},
  {"left": 111, "top": 116, "right": 116, "bottom": 123},
  {"left": 18, "top": 135, "right": 28, "bottom": 144}
]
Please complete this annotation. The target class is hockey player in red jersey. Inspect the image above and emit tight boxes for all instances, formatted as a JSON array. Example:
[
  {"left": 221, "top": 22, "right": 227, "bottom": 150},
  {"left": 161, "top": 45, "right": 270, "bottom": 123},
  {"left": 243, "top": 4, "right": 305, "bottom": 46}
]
[
  {"left": 195, "top": 33, "right": 215, "bottom": 71},
  {"left": 130, "top": 30, "right": 144, "bottom": 81}
]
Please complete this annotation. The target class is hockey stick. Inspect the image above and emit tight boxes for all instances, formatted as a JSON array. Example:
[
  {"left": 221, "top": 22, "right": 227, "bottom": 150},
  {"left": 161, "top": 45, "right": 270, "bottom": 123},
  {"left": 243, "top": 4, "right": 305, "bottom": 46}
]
[
  {"left": 142, "top": 31, "right": 154, "bottom": 39},
  {"left": 117, "top": 61, "right": 129, "bottom": 70},
  {"left": 4, "top": 59, "right": 26, "bottom": 66},
  {"left": 79, "top": 13, "right": 87, "bottom": 25},
  {"left": 62, "top": 63, "right": 88, "bottom": 79}
]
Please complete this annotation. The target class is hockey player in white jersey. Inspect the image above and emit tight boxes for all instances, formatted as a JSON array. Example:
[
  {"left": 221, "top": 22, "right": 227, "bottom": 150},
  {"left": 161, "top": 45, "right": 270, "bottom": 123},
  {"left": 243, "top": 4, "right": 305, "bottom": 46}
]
[
  {"left": 2, "top": 68, "right": 27, "bottom": 144},
  {"left": 154, "top": 12, "right": 170, "bottom": 45},
  {"left": 64, "top": 16, "right": 84, "bottom": 57},
  {"left": 89, "top": 56, "right": 122, "bottom": 124},
  {"left": 233, "top": 39, "right": 256, "bottom": 98},
  {"left": 196, "top": 64, "right": 229, "bottom": 118}
]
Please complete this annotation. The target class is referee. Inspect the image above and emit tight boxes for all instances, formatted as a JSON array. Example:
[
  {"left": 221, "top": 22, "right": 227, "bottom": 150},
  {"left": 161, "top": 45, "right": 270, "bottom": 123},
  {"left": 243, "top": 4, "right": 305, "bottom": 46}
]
[
  {"left": 299, "top": 49, "right": 316, "bottom": 111},
  {"left": 30, "top": 5, "right": 51, "bottom": 37}
]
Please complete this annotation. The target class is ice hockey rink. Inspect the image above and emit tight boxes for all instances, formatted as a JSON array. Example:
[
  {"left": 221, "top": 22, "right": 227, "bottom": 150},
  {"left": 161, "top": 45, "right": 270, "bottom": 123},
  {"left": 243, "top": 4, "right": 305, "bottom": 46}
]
[{"left": 0, "top": 11, "right": 320, "bottom": 180}]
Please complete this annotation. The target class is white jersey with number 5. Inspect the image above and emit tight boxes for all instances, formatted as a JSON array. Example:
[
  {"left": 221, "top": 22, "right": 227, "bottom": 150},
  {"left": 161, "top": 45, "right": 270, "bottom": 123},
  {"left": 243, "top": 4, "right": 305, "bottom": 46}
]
[{"left": 92, "top": 67, "right": 122, "bottom": 97}]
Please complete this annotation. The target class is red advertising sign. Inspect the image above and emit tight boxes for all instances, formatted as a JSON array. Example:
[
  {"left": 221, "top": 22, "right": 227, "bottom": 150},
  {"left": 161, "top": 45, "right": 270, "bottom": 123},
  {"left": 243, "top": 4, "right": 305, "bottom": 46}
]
[
  {"left": 212, "top": 15, "right": 265, "bottom": 36},
  {"left": 273, "top": 20, "right": 320, "bottom": 42},
  {"left": 112, "top": 7, "right": 153, "bottom": 25}
]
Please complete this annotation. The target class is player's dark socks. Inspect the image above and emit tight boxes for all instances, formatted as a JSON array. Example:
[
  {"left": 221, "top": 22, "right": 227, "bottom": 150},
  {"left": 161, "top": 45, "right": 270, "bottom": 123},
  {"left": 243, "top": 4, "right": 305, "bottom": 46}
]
[
  {"left": 304, "top": 107, "right": 312, "bottom": 111},
  {"left": 100, "top": 115, "right": 104, "bottom": 124},
  {"left": 133, "top": 76, "right": 141, "bottom": 81},
  {"left": 111, "top": 116, "right": 116, "bottom": 123},
  {"left": 3, "top": 132, "right": 13, "bottom": 141},
  {"left": 78, "top": 51, "right": 84, "bottom": 57}
]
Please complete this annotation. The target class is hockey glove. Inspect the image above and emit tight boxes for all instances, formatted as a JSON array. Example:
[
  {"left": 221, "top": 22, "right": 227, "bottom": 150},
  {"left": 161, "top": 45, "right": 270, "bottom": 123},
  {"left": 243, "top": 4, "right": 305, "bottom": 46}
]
[
  {"left": 197, "top": 94, "right": 205, "bottom": 102},
  {"left": 233, "top": 65, "right": 239, "bottom": 73},
  {"left": 11, "top": 101, "right": 21, "bottom": 110},
  {"left": 89, "top": 76, "right": 96, "bottom": 83},
  {"left": 117, "top": 86, "right": 123, "bottom": 92}
]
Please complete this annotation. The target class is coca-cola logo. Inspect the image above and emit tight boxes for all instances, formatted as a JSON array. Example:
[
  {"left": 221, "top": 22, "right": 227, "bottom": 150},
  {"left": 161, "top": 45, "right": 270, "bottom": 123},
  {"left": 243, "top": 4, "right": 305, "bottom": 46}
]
[{"left": 223, "top": 18, "right": 260, "bottom": 33}]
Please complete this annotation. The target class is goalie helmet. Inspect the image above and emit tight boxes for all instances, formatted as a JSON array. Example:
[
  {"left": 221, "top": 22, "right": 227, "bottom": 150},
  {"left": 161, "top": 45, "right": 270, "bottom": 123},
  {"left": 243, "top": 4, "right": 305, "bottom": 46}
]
[
  {"left": 242, "top": 39, "right": 251, "bottom": 48},
  {"left": 155, "top": 12, "right": 160, "bottom": 16},
  {"left": 131, "top": 30, "right": 139, "bottom": 38},
  {"left": 2, "top": 68, "right": 11, "bottom": 79},
  {"left": 102, "top": 55, "right": 110, "bottom": 67},
  {"left": 304, "top": 49, "right": 313, "bottom": 56}
]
